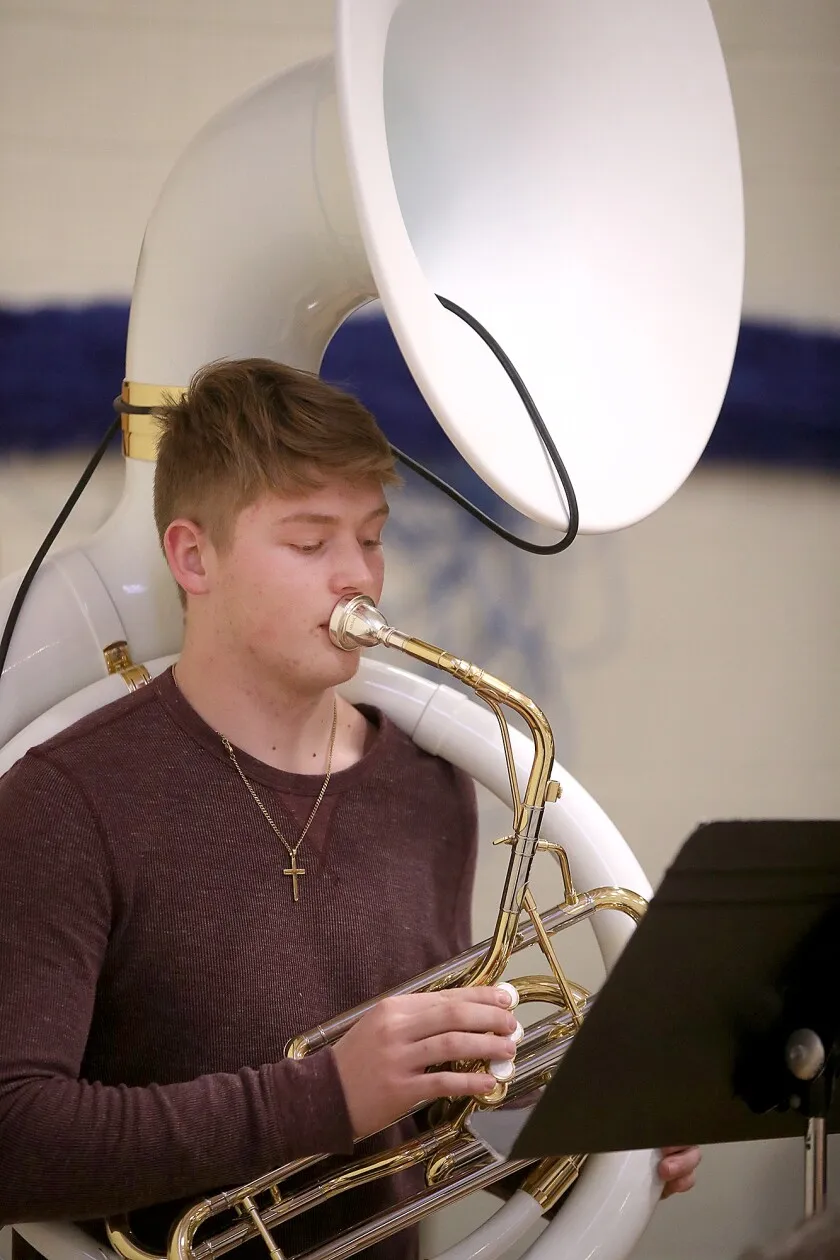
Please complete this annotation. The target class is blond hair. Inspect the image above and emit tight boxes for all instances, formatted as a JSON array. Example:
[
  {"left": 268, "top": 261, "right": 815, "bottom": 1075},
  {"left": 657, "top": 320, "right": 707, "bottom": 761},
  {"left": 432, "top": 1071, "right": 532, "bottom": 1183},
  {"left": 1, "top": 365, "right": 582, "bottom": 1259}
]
[{"left": 153, "top": 358, "right": 399, "bottom": 554}]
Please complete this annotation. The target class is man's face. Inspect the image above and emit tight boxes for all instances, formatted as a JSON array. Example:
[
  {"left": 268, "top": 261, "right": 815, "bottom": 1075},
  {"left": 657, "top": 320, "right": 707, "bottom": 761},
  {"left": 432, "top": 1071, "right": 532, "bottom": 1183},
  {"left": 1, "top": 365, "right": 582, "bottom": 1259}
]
[{"left": 202, "top": 478, "right": 388, "bottom": 694}]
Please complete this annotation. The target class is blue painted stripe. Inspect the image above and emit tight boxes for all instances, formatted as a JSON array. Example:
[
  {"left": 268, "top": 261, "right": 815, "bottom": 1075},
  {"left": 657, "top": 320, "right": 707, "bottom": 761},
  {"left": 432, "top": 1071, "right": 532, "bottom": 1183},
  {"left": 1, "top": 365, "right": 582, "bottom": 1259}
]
[{"left": 1, "top": 304, "right": 838, "bottom": 474}]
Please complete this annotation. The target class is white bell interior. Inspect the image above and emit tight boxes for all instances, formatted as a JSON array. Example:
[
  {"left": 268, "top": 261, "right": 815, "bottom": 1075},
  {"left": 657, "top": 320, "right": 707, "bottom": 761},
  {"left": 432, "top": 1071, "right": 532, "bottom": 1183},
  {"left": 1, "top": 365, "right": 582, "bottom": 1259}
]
[
  {"left": 126, "top": 0, "right": 743, "bottom": 534},
  {"left": 338, "top": 0, "right": 744, "bottom": 530}
]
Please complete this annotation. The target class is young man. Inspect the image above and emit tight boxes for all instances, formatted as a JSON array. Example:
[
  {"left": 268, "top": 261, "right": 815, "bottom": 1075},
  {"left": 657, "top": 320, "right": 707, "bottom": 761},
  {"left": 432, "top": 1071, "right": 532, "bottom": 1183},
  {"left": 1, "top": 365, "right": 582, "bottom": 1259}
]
[{"left": 0, "top": 359, "right": 698, "bottom": 1260}]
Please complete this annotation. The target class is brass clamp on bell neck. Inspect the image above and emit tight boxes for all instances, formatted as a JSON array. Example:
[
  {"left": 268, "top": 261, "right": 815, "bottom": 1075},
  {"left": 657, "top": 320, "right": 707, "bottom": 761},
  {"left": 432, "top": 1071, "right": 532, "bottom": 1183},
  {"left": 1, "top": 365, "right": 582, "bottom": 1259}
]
[{"left": 115, "top": 381, "right": 187, "bottom": 461}]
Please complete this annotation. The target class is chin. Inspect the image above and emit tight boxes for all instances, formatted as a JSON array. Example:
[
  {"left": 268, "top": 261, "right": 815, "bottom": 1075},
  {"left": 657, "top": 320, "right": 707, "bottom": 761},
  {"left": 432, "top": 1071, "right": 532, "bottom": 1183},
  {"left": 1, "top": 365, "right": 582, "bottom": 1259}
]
[
  {"left": 298, "top": 641, "right": 361, "bottom": 694},
  {"left": 326, "top": 648, "right": 362, "bottom": 688}
]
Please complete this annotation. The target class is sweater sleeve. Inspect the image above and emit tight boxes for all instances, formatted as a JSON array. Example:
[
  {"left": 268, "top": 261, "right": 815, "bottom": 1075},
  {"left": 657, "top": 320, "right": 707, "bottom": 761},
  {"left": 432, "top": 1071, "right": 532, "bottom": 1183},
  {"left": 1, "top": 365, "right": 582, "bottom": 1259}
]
[{"left": 0, "top": 752, "right": 354, "bottom": 1226}]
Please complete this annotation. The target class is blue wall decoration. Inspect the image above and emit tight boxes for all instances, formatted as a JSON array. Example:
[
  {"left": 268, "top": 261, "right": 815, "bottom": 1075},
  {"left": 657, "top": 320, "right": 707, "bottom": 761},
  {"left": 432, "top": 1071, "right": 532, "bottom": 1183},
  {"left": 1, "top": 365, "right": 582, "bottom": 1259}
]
[{"left": 0, "top": 303, "right": 838, "bottom": 475}]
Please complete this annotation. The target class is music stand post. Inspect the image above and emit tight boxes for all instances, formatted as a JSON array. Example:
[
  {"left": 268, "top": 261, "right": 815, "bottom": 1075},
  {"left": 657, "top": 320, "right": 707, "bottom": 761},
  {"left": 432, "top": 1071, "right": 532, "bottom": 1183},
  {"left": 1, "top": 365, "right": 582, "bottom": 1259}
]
[
  {"left": 785, "top": 1030, "right": 835, "bottom": 1215},
  {"left": 468, "top": 821, "right": 840, "bottom": 1218}
]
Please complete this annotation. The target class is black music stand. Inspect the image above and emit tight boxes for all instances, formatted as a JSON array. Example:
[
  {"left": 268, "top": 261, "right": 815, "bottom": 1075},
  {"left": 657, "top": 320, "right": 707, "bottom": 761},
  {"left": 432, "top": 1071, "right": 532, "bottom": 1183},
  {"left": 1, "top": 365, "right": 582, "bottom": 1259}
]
[{"left": 468, "top": 820, "right": 840, "bottom": 1217}]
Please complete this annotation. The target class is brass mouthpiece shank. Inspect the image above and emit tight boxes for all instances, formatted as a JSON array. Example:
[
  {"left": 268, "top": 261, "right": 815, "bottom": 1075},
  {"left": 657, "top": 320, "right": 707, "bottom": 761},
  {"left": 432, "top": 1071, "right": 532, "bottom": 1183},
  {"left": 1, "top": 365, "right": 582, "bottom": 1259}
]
[
  {"left": 329, "top": 595, "right": 554, "bottom": 808},
  {"left": 329, "top": 595, "right": 394, "bottom": 650},
  {"left": 331, "top": 596, "right": 527, "bottom": 699}
]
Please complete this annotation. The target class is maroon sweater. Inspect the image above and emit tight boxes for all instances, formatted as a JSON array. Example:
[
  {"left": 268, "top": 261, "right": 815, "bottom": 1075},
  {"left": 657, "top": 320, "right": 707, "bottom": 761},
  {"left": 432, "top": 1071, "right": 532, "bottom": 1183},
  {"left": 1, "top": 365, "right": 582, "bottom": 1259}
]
[{"left": 0, "top": 669, "right": 477, "bottom": 1260}]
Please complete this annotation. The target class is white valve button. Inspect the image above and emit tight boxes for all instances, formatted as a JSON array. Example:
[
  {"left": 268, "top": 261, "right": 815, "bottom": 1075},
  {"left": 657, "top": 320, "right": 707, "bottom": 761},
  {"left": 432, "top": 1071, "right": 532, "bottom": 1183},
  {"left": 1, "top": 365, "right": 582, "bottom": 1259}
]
[
  {"left": 496, "top": 982, "right": 519, "bottom": 1010},
  {"left": 511, "top": 1020, "right": 524, "bottom": 1045},
  {"left": 489, "top": 1057, "right": 515, "bottom": 1082}
]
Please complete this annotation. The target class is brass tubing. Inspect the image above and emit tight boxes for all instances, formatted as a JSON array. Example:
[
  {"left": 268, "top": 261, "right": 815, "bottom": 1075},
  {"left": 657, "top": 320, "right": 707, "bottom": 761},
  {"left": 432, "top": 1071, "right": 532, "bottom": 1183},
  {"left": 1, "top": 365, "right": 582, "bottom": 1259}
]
[
  {"left": 297, "top": 1158, "right": 535, "bottom": 1260},
  {"left": 523, "top": 888, "right": 584, "bottom": 1030},
  {"left": 240, "top": 1197, "right": 287, "bottom": 1260},
  {"left": 185, "top": 1000, "right": 592, "bottom": 1260},
  {"left": 328, "top": 598, "right": 557, "bottom": 991},
  {"left": 210, "top": 1157, "right": 324, "bottom": 1207},
  {"left": 106, "top": 1220, "right": 167, "bottom": 1260},
  {"left": 326, "top": 598, "right": 557, "bottom": 805},
  {"left": 520, "top": 1154, "right": 587, "bottom": 1213},
  {"left": 379, "top": 636, "right": 552, "bottom": 988},
  {"left": 425, "top": 1136, "right": 489, "bottom": 1187},
  {"left": 173, "top": 922, "right": 623, "bottom": 1260},
  {"left": 505, "top": 1029, "right": 578, "bottom": 1090},
  {"left": 286, "top": 891, "right": 606, "bottom": 1058},
  {"left": 589, "top": 885, "right": 647, "bottom": 924},
  {"left": 164, "top": 1160, "right": 325, "bottom": 1260},
  {"left": 189, "top": 1124, "right": 462, "bottom": 1260},
  {"left": 512, "top": 983, "right": 592, "bottom": 1040},
  {"left": 477, "top": 691, "right": 523, "bottom": 818},
  {"left": 551, "top": 845, "right": 579, "bottom": 904},
  {"left": 168, "top": 1202, "right": 212, "bottom": 1260},
  {"left": 459, "top": 909, "right": 519, "bottom": 989},
  {"left": 162, "top": 967, "right": 610, "bottom": 1259}
]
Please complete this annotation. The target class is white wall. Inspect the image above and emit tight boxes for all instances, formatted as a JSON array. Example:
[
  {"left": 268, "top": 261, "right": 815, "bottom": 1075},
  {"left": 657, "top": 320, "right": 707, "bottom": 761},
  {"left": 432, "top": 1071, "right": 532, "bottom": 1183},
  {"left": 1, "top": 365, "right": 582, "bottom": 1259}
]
[
  {"left": 712, "top": 0, "right": 840, "bottom": 328},
  {"left": 1, "top": 4, "right": 839, "bottom": 1260},
  {"left": 2, "top": 0, "right": 839, "bottom": 326},
  {"left": 0, "top": 0, "right": 332, "bottom": 301}
]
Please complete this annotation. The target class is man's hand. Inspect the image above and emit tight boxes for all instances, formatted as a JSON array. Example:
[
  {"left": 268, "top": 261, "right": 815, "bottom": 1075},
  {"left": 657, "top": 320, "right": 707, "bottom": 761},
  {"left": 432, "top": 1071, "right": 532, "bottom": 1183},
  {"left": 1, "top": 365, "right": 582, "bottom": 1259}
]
[
  {"left": 333, "top": 987, "right": 518, "bottom": 1139},
  {"left": 658, "top": 1145, "right": 701, "bottom": 1198}
]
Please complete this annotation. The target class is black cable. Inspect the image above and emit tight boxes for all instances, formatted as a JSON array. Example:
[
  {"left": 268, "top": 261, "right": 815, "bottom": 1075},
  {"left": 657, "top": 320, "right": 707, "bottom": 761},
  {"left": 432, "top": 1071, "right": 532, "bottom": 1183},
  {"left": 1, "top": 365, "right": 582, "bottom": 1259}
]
[
  {"left": 390, "top": 294, "right": 578, "bottom": 556},
  {"left": 0, "top": 415, "right": 121, "bottom": 680}
]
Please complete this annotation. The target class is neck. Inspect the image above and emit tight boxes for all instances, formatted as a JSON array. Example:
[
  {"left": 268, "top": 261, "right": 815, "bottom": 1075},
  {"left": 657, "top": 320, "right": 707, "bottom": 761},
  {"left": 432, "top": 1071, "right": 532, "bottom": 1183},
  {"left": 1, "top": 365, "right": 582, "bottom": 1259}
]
[{"left": 173, "top": 646, "right": 361, "bottom": 775}]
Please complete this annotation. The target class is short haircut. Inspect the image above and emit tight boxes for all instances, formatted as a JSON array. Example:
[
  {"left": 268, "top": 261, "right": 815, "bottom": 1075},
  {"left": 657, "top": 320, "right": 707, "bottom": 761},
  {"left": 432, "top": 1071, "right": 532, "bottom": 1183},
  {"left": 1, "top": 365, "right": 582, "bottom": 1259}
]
[{"left": 153, "top": 358, "right": 399, "bottom": 554}]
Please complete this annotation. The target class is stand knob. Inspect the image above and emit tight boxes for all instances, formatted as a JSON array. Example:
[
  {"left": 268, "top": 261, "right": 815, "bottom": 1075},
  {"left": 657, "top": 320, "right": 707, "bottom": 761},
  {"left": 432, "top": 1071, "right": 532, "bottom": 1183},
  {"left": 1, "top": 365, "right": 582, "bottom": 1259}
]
[{"left": 785, "top": 1029, "right": 826, "bottom": 1082}]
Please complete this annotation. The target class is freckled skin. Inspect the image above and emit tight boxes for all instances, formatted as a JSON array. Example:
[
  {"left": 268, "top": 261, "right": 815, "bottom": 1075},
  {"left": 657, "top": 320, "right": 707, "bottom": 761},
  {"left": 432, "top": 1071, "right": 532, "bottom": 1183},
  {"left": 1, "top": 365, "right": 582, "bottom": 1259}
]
[
  {"left": 214, "top": 485, "right": 385, "bottom": 695},
  {"left": 164, "top": 477, "right": 389, "bottom": 772},
  {"left": 177, "top": 478, "right": 387, "bottom": 700}
]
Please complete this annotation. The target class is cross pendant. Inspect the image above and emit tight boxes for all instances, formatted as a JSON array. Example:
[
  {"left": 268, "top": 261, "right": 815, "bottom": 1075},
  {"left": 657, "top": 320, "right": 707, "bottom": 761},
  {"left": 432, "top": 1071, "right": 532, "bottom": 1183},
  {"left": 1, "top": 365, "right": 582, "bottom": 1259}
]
[{"left": 283, "top": 859, "right": 305, "bottom": 903}]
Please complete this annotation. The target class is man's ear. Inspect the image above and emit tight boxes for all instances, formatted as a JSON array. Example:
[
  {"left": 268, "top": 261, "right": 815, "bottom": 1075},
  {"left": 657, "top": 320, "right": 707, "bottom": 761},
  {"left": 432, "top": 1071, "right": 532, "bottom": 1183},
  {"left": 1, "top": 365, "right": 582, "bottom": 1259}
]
[{"left": 163, "top": 519, "right": 213, "bottom": 598}]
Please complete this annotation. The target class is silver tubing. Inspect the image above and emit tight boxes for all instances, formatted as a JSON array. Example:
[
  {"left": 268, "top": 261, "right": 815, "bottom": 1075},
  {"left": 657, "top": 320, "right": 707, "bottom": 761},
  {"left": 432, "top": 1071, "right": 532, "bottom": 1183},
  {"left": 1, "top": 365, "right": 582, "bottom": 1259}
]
[
  {"left": 290, "top": 893, "right": 600, "bottom": 1053},
  {"left": 299, "top": 1157, "right": 534, "bottom": 1260},
  {"left": 804, "top": 1117, "right": 828, "bottom": 1217},
  {"left": 194, "top": 1003, "right": 593, "bottom": 1260}
]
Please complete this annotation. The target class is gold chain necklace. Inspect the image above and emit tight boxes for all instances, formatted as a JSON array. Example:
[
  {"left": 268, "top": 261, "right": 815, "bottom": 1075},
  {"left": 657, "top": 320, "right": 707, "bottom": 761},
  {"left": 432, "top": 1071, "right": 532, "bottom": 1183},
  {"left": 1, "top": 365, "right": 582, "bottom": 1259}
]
[{"left": 221, "top": 698, "right": 338, "bottom": 904}]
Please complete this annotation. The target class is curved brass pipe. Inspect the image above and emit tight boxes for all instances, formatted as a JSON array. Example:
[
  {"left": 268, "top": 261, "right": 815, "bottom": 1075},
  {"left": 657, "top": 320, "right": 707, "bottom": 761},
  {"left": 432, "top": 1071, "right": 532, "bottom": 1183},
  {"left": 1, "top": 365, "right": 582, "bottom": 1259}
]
[
  {"left": 171, "top": 989, "right": 585, "bottom": 1260},
  {"left": 328, "top": 596, "right": 560, "bottom": 990}
]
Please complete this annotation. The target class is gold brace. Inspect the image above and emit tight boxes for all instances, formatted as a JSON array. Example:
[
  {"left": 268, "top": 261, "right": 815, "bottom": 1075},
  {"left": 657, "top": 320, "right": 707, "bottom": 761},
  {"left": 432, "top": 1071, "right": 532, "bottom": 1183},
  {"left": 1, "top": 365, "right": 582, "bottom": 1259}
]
[
  {"left": 120, "top": 381, "right": 187, "bottom": 461},
  {"left": 103, "top": 641, "right": 151, "bottom": 692}
]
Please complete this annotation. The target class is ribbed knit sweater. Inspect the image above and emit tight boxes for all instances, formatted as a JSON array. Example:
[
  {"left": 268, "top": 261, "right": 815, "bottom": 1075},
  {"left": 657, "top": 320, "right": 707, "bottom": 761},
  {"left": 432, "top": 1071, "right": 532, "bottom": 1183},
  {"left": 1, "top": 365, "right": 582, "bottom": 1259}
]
[{"left": 0, "top": 669, "right": 478, "bottom": 1260}]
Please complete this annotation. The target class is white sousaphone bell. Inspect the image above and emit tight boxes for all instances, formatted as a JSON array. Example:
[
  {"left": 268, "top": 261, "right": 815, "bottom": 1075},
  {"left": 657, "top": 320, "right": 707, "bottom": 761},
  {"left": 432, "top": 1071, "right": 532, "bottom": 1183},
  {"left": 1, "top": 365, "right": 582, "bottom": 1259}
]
[{"left": 0, "top": 1, "right": 743, "bottom": 1258}]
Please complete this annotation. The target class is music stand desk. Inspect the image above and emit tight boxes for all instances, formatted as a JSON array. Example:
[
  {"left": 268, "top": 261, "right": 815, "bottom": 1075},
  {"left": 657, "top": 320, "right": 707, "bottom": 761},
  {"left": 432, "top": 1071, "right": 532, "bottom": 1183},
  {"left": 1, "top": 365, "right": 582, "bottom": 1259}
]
[{"left": 469, "top": 821, "right": 840, "bottom": 1216}]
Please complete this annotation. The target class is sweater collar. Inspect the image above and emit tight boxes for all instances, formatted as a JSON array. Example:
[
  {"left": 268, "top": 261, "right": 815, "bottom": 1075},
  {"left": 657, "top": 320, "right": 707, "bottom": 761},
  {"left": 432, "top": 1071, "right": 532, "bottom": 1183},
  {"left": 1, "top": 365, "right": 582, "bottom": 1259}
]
[{"left": 155, "top": 666, "right": 389, "bottom": 795}]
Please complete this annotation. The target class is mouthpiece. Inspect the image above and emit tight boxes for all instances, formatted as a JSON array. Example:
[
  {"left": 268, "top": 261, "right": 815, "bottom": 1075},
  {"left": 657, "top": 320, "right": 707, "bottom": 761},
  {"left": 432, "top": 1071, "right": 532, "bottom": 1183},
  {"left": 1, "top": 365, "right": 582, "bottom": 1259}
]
[{"left": 329, "top": 595, "right": 391, "bottom": 650}]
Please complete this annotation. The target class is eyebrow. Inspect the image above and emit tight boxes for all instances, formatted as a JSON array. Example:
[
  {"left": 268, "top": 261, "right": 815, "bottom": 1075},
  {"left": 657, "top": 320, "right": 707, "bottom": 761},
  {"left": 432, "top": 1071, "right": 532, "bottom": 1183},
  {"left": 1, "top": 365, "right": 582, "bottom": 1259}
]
[{"left": 278, "top": 505, "right": 390, "bottom": 526}]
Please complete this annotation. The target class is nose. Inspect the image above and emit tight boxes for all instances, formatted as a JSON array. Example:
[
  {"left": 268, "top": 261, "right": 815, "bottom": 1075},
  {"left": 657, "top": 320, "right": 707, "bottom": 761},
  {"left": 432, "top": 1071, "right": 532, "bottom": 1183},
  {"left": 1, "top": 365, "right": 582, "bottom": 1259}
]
[{"left": 329, "top": 539, "right": 379, "bottom": 598}]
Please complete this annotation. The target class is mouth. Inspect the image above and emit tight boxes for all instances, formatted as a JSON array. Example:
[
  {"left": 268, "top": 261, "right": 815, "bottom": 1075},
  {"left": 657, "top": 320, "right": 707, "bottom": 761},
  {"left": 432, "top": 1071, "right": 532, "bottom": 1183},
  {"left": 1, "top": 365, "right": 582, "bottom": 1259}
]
[{"left": 319, "top": 623, "right": 358, "bottom": 657}]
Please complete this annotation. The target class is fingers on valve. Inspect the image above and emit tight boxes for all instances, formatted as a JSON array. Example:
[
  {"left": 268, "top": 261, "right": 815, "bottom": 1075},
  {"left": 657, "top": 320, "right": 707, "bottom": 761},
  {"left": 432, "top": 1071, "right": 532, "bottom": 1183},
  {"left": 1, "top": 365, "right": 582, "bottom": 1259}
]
[
  {"left": 489, "top": 1056, "right": 516, "bottom": 1082},
  {"left": 427, "top": 1070, "right": 499, "bottom": 1098},
  {"left": 495, "top": 981, "right": 520, "bottom": 1010}
]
